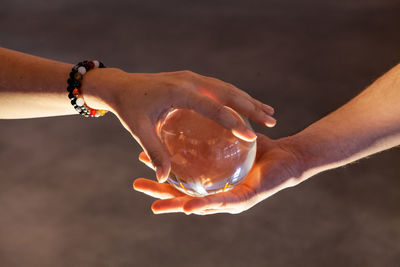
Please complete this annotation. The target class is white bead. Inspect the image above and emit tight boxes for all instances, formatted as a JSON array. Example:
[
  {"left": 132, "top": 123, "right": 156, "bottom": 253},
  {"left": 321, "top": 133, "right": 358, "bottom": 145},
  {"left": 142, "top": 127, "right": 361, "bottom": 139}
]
[
  {"left": 76, "top": 97, "right": 85, "bottom": 106},
  {"left": 93, "top": 60, "right": 100, "bottom": 68},
  {"left": 78, "top": 66, "right": 86, "bottom": 75}
]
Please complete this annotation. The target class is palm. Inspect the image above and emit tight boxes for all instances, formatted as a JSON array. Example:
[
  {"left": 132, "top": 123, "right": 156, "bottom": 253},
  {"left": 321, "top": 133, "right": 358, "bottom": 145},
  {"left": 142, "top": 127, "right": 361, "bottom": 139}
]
[{"left": 133, "top": 133, "right": 300, "bottom": 215}]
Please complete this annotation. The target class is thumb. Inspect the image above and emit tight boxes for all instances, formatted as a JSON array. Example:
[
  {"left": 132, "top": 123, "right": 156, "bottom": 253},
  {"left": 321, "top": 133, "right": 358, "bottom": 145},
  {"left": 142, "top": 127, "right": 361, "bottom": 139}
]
[{"left": 130, "top": 117, "right": 171, "bottom": 183}]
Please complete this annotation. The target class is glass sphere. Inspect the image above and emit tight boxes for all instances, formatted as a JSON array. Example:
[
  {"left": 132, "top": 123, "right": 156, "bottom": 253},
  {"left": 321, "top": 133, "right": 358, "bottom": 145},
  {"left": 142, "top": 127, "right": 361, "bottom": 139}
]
[{"left": 157, "top": 108, "right": 256, "bottom": 197}]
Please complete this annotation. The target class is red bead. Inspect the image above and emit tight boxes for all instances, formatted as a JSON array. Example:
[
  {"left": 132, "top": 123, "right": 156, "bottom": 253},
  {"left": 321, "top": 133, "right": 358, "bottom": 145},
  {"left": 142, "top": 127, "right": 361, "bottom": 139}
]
[
  {"left": 72, "top": 88, "right": 79, "bottom": 95},
  {"left": 90, "top": 109, "right": 96, "bottom": 116},
  {"left": 88, "top": 61, "right": 95, "bottom": 69}
]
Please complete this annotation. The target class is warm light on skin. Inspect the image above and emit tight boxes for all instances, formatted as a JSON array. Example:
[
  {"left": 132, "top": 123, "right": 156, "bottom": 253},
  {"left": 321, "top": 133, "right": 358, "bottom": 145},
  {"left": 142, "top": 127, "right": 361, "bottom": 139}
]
[
  {"left": 198, "top": 89, "right": 218, "bottom": 101},
  {"left": 135, "top": 63, "right": 400, "bottom": 215}
]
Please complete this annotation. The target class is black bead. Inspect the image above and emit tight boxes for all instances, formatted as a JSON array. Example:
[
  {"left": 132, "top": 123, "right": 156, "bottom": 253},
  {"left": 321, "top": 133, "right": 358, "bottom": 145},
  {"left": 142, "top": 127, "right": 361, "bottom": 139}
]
[
  {"left": 78, "top": 60, "right": 88, "bottom": 71},
  {"left": 69, "top": 70, "right": 77, "bottom": 78},
  {"left": 68, "top": 92, "right": 75, "bottom": 100},
  {"left": 67, "top": 78, "right": 80, "bottom": 88},
  {"left": 69, "top": 60, "right": 106, "bottom": 117},
  {"left": 78, "top": 61, "right": 87, "bottom": 67},
  {"left": 70, "top": 80, "right": 81, "bottom": 88}
]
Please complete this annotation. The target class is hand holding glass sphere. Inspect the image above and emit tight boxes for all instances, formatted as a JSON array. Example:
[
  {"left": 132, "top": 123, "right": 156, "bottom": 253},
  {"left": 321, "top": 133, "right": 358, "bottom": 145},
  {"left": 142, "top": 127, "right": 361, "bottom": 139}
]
[{"left": 156, "top": 108, "right": 256, "bottom": 197}]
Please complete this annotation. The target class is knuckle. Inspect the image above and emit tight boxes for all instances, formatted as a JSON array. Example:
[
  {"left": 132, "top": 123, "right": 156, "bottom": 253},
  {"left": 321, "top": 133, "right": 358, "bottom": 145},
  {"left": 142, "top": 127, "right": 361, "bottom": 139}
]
[
  {"left": 184, "top": 70, "right": 194, "bottom": 75},
  {"left": 178, "top": 70, "right": 195, "bottom": 77},
  {"left": 214, "top": 102, "right": 225, "bottom": 114},
  {"left": 252, "top": 102, "right": 262, "bottom": 113},
  {"left": 214, "top": 104, "right": 229, "bottom": 121},
  {"left": 222, "top": 87, "right": 236, "bottom": 100}
]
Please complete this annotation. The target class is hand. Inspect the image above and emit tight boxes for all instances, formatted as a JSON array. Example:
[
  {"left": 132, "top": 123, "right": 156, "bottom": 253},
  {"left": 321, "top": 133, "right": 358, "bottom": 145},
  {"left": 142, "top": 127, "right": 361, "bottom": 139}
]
[
  {"left": 133, "top": 133, "right": 305, "bottom": 215},
  {"left": 85, "top": 69, "right": 276, "bottom": 182}
]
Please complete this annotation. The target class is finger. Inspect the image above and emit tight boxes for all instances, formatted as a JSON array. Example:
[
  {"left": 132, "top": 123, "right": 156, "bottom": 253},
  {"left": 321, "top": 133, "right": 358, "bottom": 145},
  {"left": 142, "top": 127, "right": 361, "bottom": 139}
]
[
  {"left": 183, "top": 93, "right": 257, "bottom": 142},
  {"left": 183, "top": 196, "right": 225, "bottom": 213},
  {"left": 213, "top": 88, "right": 276, "bottom": 127},
  {"left": 133, "top": 178, "right": 186, "bottom": 199},
  {"left": 133, "top": 117, "right": 171, "bottom": 182},
  {"left": 151, "top": 196, "right": 192, "bottom": 214},
  {"left": 183, "top": 183, "right": 255, "bottom": 213},
  {"left": 191, "top": 208, "right": 239, "bottom": 215},
  {"left": 229, "top": 97, "right": 276, "bottom": 127},
  {"left": 198, "top": 77, "right": 275, "bottom": 118},
  {"left": 254, "top": 99, "right": 275, "bottom": 115},
  {"left": 139, "top": 151, "right": 151, "bottom": 163},
  {"left": 234, "top": 90, "right": 275, "bottom": 116},
  {"left": 138, "top": 152, "right": 155, "bottom": 170}
]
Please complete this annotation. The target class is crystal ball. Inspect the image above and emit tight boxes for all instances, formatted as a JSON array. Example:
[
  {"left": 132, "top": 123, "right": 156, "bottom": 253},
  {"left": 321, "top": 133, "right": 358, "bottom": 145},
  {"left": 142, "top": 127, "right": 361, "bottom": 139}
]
[{"left": 157, "top": 108, "right": 256, "bottom": 197}]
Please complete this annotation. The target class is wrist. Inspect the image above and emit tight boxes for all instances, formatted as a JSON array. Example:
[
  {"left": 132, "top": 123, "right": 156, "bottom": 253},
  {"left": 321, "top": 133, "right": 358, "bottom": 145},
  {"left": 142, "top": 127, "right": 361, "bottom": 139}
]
[
  {"left": 278, "top": 132, "right": 326, "bottom": 183},
  {"left": 81, "top": 67, "right": 127, "bottom": 113},
  {"left": 284, "top": 122, "right": 350, "bottom": 182}
]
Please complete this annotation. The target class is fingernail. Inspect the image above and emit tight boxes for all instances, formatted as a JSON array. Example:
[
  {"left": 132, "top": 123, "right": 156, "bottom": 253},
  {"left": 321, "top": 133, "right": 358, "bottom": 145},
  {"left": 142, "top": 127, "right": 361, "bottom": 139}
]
[
  {"left": 264, "top": 117, "right": 276, "bottom": 127},
  {"left": 244, "top": 129, "right": 257, "bottom": 140},
  {"left": 232, "top": 129, "right": 257, "bottom": 142}
]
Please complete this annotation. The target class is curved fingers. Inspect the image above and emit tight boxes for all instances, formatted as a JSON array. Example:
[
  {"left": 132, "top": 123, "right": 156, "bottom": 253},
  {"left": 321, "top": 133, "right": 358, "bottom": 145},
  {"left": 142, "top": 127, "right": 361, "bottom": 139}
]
[
  {"left": 151, "top": 196, "right": 193, "bottom": 214},
  {"left": 182, "top": 183, "right": 258, "bottom": 214},
  {"left": 192, "top": 208, "right": 240, "bottom": 215},
  {"left": 197, "top": 77, "right": 276, "bottom": 127},
  {"left": 133, "top": 178, "right": 186, "bottom": 199},
  {"left": 181, "top": 92, "right": 257, "bottom": 142}
]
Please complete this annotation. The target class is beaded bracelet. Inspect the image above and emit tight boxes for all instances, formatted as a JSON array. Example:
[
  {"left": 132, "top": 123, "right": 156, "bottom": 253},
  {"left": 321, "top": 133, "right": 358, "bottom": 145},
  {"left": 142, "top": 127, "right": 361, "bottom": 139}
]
[{"left": 67, "top": 60, "right": 108, "bottom": 118}]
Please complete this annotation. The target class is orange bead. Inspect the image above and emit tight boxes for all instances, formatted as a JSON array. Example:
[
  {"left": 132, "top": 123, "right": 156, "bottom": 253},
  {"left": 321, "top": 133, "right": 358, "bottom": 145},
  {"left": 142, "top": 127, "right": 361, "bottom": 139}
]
[{"left": 72, "top": 88, "right": 79, "bottom": 95}]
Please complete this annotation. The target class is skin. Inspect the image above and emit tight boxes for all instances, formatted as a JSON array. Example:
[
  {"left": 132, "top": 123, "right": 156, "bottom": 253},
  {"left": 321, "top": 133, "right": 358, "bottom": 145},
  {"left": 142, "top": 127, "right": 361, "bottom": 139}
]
[
  {"left": 0, "top": 47, "right": 276, "bottom": 182},
  {"left": 134, "top": 63, "right": 400, "bottom": 215}
]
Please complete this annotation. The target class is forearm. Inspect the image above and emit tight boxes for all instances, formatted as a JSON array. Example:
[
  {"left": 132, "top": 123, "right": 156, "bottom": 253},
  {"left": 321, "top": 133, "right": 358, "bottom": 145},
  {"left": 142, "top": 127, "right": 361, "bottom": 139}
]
[
  {"left": 0, "top": 47, "right": 113, "bottom": 119},
  {"left": 291, "top": 63, "right": 400, "bottom": 179}
]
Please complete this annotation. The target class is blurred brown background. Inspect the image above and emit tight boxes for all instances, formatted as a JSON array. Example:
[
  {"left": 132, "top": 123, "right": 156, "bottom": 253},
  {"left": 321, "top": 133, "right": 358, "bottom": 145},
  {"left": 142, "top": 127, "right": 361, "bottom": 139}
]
[{"left": 1, "top": 0, "right": 400, "bottom": 266}]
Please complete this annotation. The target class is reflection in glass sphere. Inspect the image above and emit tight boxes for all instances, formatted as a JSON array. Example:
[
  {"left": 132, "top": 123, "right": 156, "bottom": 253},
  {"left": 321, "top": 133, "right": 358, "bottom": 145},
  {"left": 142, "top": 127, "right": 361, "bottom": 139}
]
[{"left": 157, "top": 108, "right": 256, "bottom": 197}]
